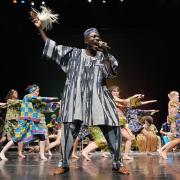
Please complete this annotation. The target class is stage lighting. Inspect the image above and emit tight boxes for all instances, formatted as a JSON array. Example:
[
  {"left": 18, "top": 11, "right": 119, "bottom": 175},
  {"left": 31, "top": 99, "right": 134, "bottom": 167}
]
[
  {"left": 21, "top": 0, "right": 25, "bottom": 3},
  {"left": 102, "top": 0, "right": 106, "bottom": 3},
  {"left": 13, "top": 0, "right": 18, "bottom": 3},
  {"left": 31, "top": 1, "right": 35, "bottom": 6},
  {"left": 41, "top": 1, "right": 45, "bottom": 5},
  {"left": 88, "top": 0, "right": 92, "bottom": 3}
]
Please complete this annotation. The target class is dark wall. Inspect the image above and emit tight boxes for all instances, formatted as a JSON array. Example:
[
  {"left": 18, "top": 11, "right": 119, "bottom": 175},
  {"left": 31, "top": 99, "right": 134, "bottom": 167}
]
[{"left": 0, "top": 0, "right": 180, "bottom": 129}]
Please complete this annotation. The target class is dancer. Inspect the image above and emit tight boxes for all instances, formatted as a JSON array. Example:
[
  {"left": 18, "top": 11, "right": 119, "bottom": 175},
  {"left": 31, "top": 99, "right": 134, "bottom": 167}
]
[
  {"left": 161, "top": 91, "right": 180, "bottom": 159},
  {"left": 72, "top": 125, "right": 94, "bottom": 159},
  {"left": 167, "top": 91, "right": 179, "bottom": 135},
  {"left": 0, "top": 84, "right": 58, "bottom": 160},
  {"left": 109, "top": 85, "right": 158, "bottom": 158},
  {"left": 143, "top": 116, "right": 161, "bottom": 152},
  {"left": 46, "top": 114, "right": 63, "bottom": 152},
  {"left": 109, "top": 85, "right": 137, "bottom": 160},
  {"left": 0, "top": 89, "right": 24, "bottom": 158},
  {"left": 125, "top": 100, "right": 158, "bottom": 154},
  {"left": 81, "top": 126, "right": 109, "bottom": 161},
  {"left": 30, "top": 9, "right": 129, "bottom": 175}
]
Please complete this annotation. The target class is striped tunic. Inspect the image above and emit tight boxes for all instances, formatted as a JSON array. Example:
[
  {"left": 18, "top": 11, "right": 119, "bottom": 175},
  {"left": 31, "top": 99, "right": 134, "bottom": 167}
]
[{"left": 43, "top": 39, "right": 119, "bottom": 126}]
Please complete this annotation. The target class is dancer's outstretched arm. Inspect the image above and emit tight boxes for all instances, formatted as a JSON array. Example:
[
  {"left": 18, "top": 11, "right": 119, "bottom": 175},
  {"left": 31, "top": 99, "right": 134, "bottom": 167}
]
[
  {"left": 141, "top": 100, "right": 157, "bottom": 105},
  {"left": 143, "top": 109, "right": 159, "bottom": 115}
]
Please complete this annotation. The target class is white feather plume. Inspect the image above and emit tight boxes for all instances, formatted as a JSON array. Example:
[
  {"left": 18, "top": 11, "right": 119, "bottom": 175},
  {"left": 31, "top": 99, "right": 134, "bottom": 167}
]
[{"left": 32, "top": 6, "right": 59, "bottom": 31}]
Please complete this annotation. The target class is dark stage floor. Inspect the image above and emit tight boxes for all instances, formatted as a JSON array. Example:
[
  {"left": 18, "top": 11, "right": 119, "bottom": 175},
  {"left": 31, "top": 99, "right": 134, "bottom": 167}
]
[{"left": 0, "top": 152, "right": 180, "bottom": 180}]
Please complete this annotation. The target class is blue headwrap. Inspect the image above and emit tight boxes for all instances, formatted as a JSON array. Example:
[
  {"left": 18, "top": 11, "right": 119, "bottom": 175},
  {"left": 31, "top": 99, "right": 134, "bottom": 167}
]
[
  {"left": 83, "top": 28, "right": 99, "bottom": 39},
  {"left": 27, "top": 84, "right": 39, "bottom": 93}
]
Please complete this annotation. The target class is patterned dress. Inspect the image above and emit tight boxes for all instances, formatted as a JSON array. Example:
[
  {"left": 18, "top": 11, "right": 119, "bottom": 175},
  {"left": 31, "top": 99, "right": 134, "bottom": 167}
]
[
  {"left": 43, "top": 39, "right": 119, "bottom": 126},
  {"left": 175, "top": 106, "right": 180, "bottom": 138},
  {"left": 3, "top": 99, "right": 21, "bottom": 138},
  {"left": 125, "top": 108, "right": 152, "bottom": 134},
  {"left": 13, "top": 94, "right": 57, "bottom": 143}
]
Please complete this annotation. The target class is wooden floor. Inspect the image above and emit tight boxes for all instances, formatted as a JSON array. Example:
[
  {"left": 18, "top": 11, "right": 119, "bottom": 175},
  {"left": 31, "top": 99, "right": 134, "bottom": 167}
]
[{"left": 0, "top": 151, "right": 180, "bottom": 180}]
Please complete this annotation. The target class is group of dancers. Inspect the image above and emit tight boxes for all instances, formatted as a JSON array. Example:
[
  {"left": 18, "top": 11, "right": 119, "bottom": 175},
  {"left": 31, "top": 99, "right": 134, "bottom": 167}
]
[{"left": 0, "top": 6, "right": 180, "bottom": 176}]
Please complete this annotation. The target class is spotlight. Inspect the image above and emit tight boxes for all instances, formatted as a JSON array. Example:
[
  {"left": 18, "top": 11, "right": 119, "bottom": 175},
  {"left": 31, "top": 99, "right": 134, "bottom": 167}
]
[
  {"left": 13, "top": 0, "right": 18, "bottom": 3},
  {"left": 120, "top": 0, "right": 124, "bottom": 2},
  {"left": 88, "top": 0, "right": 92, "bottom": 3},
  {"left": 41, "top": 1, "right": 45, "bottom": 5},
  {"left": 31, "top": 1, "right": 35, "bottom": 6},
  {"left": 21, "top": 0, "right": 25, "bottom": 3},
  {"left": 102, "top": 0, "right": 106, "bottom": 3}
]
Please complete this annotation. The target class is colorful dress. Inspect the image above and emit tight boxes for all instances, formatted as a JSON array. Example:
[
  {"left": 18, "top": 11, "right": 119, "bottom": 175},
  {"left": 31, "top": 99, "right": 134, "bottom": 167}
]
[
  {"left": 13, "top": 94, "right": 58, "bottom": 143},
  {"left": 125, "top": 108, "right": 152, "bottom": 134},
  {"left": 117, "top": 96, "right": 142, "bottom": 127},
  {"left": 175, "top": 106, "right": 180, "bottom": 138},
  {"left": 3, "top": 99, "right": 21, "bottom": 138}
]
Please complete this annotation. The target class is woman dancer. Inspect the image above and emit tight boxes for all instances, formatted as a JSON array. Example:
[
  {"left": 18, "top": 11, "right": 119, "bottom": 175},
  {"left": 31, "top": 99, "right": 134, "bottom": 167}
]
[
  {"left": 109, "top": 85, "right": 158, "bottom": 158},
  {"left": 125, "top": 95, "right": 158, "bottom": 155},
  {"left": 0, "top": 89, "right": 24, "bottom": 158},
  {"left": 0, "top": 84, "right": 58, "bottom": 160}
]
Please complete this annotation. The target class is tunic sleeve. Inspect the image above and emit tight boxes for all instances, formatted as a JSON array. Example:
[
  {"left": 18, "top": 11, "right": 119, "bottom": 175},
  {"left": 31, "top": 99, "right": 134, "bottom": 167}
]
[
  {"left": 43, "top": 38, "right": 74, "bottom": 72},
  {"left": 102, "top": 54, "right": 118, "bottom": 78}
]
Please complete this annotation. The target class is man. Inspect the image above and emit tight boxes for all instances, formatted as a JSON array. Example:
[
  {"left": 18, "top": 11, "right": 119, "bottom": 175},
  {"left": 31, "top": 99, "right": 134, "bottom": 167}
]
[{"left": 30, "top": 11, "right": 129, "bottom": 175}]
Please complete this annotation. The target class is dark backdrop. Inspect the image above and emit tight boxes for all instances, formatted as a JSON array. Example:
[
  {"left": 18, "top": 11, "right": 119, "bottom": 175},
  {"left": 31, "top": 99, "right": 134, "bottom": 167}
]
[{"left": 0, "top": 0, "right": 180, "bottom": 129}]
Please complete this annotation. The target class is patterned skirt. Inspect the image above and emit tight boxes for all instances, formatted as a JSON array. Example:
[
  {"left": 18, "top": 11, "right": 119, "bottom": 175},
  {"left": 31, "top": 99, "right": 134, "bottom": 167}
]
[
  {"left": 128, "top": 120, "right": 144, "bottom": 135},
  {"left": 89, "top": 127, "right": 107, "bottom": 149},
  {"left": 3, "top": 119, "right": 18, "bottom": 138},
  {"left": 12, "top": 120, "right": 46, "bottom": 143}
]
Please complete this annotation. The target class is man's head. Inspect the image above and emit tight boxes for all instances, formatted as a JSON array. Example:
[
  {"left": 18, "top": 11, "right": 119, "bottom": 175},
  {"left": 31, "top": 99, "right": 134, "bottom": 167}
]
[
  {"left": 83, "top": 28, "right": 101, "bottom": 51},
  {"left": 83, "top": 28, "right": 99, "bottom": 39}
]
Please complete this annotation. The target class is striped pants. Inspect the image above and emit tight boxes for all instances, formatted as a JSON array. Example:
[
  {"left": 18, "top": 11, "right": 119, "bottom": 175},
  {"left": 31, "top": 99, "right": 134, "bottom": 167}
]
[{"left": 58, "top": 120, "right": 123, "bottom": 170}]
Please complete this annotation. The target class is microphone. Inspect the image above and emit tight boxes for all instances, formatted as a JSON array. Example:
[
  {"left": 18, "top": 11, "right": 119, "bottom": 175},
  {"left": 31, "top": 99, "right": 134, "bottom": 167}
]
[{"left": 98, "top": 41, "right": 111, "bottom": 50}]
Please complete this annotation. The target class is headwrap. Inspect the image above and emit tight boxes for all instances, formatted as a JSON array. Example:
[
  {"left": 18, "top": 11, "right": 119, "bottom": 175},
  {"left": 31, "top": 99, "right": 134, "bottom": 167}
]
[
  {"left": 27, "top": 84, "right": 39, "bottom": 93},
  {"left": 83, "top": 28, "right": 99, "bottom": 39}
]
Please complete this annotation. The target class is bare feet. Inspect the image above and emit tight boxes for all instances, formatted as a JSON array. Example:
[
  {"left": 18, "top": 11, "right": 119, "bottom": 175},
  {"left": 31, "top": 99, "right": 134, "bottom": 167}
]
[
  {"left": 18, "top": 153, "right": 26, "bottom": 159},
  {"left": 101, "top": 152, "right": 109, "bottom": 158},
  {"left": 0, "top": 153, "right": 8, "bottom": 160},
  {"left": 82, "top": 151, "right": 91, "bottom": 161},
  {"left": 40, "top": 154, "right": 47, "bottom": 160},
  {"left": 147, "top": 151, "right": 153, "bottom": 156},
  {"left": 123, "top": 155, "right": 133, "bottom": 160},
  {"left": 161, "top": 151, "right": 168, "bottom": 160},
  {"left": 157, "top": 149, "right": 162, "bottom": 156},
  {"left": 48, "top": 151, "right": 52, "bottom": 156},
  {"left": 72, "top": 153, "right": 79, "bottom": 159}
]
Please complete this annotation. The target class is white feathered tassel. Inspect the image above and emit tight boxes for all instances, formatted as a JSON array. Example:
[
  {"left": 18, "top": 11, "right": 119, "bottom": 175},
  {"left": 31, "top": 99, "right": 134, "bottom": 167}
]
[{"left": 32, "top": 6, "right": 59, "bottom": 31}]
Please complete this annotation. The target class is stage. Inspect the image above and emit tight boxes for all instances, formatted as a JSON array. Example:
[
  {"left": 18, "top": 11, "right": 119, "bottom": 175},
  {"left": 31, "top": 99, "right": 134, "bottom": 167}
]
[{"left": 0, "top": 151, "right": 180, "bottom": 180}]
